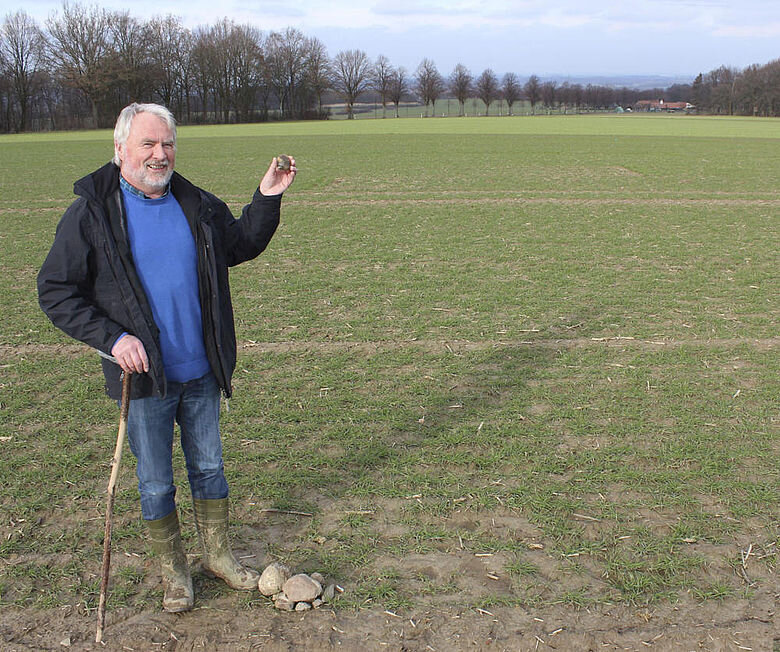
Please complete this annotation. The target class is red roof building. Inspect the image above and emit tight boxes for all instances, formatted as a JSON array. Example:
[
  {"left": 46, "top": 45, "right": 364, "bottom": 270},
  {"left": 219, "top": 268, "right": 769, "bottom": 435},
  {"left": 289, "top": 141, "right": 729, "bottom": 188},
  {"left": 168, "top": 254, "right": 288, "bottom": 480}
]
[{"left": 634, "top": 99, "right": 694, "bottom": 112}]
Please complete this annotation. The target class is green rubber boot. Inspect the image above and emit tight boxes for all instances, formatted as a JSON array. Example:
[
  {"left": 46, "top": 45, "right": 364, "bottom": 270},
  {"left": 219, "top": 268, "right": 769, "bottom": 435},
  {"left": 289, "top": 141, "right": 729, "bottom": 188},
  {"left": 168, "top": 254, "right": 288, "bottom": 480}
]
[
  {"left": 146, "top": 510, "right": 194, "bottom": 613},
  {"left": 192, "top": 498, "right": 259, "bottom": 590}
]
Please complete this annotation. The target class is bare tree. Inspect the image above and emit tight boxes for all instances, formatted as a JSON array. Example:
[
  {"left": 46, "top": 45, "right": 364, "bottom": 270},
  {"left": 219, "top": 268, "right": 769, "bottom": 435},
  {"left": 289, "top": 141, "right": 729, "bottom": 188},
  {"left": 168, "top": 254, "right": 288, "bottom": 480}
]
[
  {"left": 1, "top": 10, "right": 46, "bottom": 131},
  {"left": 449, "top": 63, "right": 472, "bottom": 116},
  {"left": 583, "top": 83, "right": 613, "bottom": 110},
  {"left": 388, "top": 65, "right": 408, "bottom": 118},
  {"left": 415, "top": 58, "right": 444, "bottom": 116},
  {"left": 108, "top": 11, "right": 152, "bottom": 109},
  {"left": 557, "top": 82, "right": 572, "bottom": 113},
  {"left": 0, "top": 41, "right": 12, "bottom": 132},
  {"left": 206, "top": 19, "right": 233, "bottom": 122},
  {"left": 524, "top": 74, "right": 541, "bottom": 115},
  {"left": 331, "top": 49, "right": 372, "bottom": 119},
  {"left": 735, "top": 63, "right": 770, "bottom": 116},
  {"left": 583, "top": 83, "right": 597, "bottom": 109},
  {"left": 541, "top": 80, "right": 557, "bottom": 111},
  {"left": 764, "top": 59, "right": 780, "bottom": 116},
  {"left": 476, "top": 68, "right": 498, "bottom": 115},
  {"left": 372, "top": 54, "right": 393, "bottom": 118},
  {"left": 563, "top": 81, "right": 595, "bottom": 114},
  {"left": 256, "top": 50, "right": 273, "bottom": 120},
  {"left": 146, "top": 15, "right": 187, "bottom": 111},
  {"left": 191, "top": 26, "right": 216, "bottom": 122},
  {"left": 571, "top": 83, "right": 584, "bottom": 112},
  {"left": 304, "top": 36, "right": 329, "bottom": 117},
  {"left": 195, "top": 19, "right": 263, "bottom": 123},
  {"left": 46, "top": 2, "right": 112, "bottom": 127},
  {"left": 708, "top": 65, "right": 738, "bottom": 115},
  {"left": 227, "top": 23, "right": 263, "bottom": 122},
  {"left": 263, "top": 30, "right": 286, "bottom": 117},
  {"left": 174, "top": 28, "right": 194, "bottom": 122},
  {"left": 265, "top": 27, "right": 309, "bottom": 119},
  {"left": 502, "top": 72, "right": 520, "bottom": 116},
  {"left": 761, "top": 59, "right": 780, "bottom": 116},
  {"left": 690, "top": 73, "right": 705, "bottom": 110}
]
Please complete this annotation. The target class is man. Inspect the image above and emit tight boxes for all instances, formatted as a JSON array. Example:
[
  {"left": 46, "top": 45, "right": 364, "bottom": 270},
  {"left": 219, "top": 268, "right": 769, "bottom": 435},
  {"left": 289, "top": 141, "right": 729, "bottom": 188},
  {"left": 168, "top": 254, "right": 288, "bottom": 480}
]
[{"left": 37, "top": 102, "right": 296, "bottom": 612}]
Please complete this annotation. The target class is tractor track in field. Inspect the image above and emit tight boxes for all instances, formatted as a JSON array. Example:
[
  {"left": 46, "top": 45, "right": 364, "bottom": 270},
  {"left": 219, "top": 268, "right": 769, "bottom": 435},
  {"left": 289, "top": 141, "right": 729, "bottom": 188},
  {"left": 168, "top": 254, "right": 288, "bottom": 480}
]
[
  {"left": 5, "top": 191, "right": 780, "bottom": 214},
  {"left": 282, "top": 196, "right": 780, "bottom": 208},
  {"left": 1, "top": 336, "right": 776, "bottom": 361}
]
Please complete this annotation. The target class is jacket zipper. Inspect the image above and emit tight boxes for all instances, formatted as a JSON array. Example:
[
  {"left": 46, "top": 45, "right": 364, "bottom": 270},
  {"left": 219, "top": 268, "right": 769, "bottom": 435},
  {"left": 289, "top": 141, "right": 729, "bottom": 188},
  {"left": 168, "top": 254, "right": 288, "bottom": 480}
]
[{"left": 202, "top": 235, "right": 230, "bottom": 398}]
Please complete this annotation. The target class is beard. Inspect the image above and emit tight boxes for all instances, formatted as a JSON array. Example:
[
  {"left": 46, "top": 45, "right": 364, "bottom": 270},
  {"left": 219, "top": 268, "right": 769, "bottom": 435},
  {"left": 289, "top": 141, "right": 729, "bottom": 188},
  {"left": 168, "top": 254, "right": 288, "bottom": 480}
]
[{"left": 138, "top": 161, "right": 174, "bottom": 191}]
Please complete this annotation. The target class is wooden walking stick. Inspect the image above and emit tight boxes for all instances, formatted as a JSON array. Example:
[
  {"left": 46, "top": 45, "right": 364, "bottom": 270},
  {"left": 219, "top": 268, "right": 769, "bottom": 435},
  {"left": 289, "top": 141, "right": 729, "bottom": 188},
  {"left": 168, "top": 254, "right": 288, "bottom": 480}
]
[{"left": 96, "top": 369, "right": 132, "bottom": 644}]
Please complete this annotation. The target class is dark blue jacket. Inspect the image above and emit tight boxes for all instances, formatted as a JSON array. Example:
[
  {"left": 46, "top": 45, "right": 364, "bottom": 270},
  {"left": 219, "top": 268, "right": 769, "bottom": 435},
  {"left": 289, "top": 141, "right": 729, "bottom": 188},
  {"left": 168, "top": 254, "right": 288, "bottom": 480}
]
[{"left": 37, "top": 162, "right": 281, "bottom": 400}]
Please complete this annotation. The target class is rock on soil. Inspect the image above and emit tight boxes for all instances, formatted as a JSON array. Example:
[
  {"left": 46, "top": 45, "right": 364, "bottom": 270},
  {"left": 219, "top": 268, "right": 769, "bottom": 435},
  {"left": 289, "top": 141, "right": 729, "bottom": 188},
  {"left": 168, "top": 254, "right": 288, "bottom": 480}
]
[
  {"left": 282, "top": 574, "right": 322, "bottom": 603},
  {"left": 261, "top": 567, "right": 340, "bottom": 611},
  {"left": 257, "top": 562, "right": 291, "bottom": 597}
]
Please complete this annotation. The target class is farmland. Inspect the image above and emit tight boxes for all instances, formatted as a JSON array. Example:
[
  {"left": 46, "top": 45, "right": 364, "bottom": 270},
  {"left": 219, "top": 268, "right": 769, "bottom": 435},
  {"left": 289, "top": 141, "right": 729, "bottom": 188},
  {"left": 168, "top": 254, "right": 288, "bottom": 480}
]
[{"left": 0, "top": 114, "right": 778, "bottom": 650}]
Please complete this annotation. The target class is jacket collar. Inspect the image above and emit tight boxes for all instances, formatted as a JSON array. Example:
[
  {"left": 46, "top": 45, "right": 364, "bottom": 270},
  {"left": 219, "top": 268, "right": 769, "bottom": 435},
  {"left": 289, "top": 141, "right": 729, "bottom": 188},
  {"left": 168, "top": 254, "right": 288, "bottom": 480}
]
[
  {"left": 73, "top": 162, "right": 121, "bottom": 202},
  {"left": 75, "top": 162, "right": 199, "bottom": 210}
]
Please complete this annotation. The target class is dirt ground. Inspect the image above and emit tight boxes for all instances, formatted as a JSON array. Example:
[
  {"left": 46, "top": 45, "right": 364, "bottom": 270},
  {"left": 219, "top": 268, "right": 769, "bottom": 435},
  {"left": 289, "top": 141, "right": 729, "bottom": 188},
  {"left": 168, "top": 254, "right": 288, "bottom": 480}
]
[
  {"left": 1, "top": 592, "right": 776, "bottom": 651},
  {"left": 1, "top": 437, "right": 777, "bottom": 652},
  {"left": 2, "top": 557, "right": 776, "bottom": 652},
  {"left": 1, "top": 341, "right": 777, "bottom": 652}
]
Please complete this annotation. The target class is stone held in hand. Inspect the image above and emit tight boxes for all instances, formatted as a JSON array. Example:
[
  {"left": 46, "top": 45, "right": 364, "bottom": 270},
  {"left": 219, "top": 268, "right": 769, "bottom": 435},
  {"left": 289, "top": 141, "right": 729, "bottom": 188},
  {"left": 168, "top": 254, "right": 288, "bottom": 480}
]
[
  {"left": 282, "top": 573, "right": 322, "bottom": 604},
  {"left": 276, "top": 155, "right": 291, "bottom": 171},
  {"left": 258, "top": 562, "right": 292, "bottom": 596}
]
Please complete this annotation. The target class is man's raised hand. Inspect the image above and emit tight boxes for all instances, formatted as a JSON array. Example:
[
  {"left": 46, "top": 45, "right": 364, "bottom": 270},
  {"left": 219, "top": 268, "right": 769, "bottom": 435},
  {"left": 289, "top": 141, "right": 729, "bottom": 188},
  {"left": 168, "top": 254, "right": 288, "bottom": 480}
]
[{"left": 259, "top": 156, "right": 297, "bottom": 196}]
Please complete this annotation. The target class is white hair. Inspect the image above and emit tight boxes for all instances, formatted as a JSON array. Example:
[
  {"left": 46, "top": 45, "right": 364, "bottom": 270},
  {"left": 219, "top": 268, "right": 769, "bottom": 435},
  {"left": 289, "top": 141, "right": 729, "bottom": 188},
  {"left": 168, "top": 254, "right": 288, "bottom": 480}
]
[{"left": 113, "top": 103, "right": 177, "bottom": 166}]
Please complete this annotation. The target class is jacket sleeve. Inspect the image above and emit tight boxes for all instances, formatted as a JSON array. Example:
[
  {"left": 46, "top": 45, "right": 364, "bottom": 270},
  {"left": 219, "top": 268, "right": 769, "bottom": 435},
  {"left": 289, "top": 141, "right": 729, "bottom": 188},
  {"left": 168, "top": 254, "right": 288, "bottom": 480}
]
[
  {"left": 218, "top": 189, "right": 282, "bottom": 267},
  {"left": 37, "top": 199, "right": 127, "bottom": 355}
]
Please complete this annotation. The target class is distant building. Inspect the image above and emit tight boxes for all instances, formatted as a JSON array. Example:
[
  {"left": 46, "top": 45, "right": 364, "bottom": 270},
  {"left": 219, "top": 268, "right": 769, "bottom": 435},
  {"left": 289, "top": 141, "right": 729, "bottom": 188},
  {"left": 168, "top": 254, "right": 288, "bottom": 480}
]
[{"left": 634, "top": 99, "right": 694, "bottom": 112}]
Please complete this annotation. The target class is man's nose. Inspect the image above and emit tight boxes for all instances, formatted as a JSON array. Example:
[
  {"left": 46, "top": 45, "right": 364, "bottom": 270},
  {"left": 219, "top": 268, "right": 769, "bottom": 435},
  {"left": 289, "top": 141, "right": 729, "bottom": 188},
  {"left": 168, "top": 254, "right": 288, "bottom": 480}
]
[{"left": 152, "top": 143, "right": 166, "bottom": 159}]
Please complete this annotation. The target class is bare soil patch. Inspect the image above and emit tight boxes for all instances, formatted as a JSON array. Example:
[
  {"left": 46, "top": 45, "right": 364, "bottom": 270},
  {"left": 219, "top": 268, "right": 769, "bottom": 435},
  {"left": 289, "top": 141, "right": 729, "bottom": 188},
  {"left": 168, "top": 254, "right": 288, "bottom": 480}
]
[
  {"left": 2, "top": 336, "right": 776, "bottom": 650},
  {"left": 2, "top": 497, "right": 776, "bottom": 650},
  {"left": 0, "top": 589, "right": 775, "bottom": 651}
]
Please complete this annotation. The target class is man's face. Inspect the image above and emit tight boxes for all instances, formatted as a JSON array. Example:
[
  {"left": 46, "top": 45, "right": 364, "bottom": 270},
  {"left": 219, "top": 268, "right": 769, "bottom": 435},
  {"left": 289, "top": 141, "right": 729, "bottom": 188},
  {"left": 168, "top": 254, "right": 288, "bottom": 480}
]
[{"left": 116, "top": 112, "right": 176, "bottom": 198}]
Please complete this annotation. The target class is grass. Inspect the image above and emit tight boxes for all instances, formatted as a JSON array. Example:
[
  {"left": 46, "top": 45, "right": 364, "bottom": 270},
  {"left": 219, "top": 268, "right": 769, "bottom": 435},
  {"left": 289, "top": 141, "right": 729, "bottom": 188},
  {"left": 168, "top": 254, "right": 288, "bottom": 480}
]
[{"left": 0, "top": 114, "right": 777, "bottom": 616}]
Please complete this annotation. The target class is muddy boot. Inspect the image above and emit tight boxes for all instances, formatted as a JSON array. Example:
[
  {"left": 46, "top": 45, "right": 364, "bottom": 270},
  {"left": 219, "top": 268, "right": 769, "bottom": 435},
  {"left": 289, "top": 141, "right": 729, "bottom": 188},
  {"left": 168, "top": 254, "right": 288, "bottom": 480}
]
[
  {"left": 147, "top": 510, "right": 194, "bottom": 613},
  {"left": 192, "top": 498, "right": 259, "bottom": 590}
]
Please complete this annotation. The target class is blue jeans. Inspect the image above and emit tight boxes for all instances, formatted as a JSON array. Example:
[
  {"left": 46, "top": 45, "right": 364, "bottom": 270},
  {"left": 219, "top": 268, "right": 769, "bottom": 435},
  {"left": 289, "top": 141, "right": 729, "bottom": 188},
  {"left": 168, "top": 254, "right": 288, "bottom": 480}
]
[{"left": 126, "top": 372, "right": 229, "bottom": 521}]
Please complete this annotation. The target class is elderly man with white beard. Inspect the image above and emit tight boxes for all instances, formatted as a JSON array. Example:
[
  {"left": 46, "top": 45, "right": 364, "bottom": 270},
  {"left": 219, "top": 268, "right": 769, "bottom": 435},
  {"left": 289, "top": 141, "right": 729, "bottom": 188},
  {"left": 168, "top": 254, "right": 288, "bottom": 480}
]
[{"left": 38, "top": 102, "right": 296, "bottom": 612}]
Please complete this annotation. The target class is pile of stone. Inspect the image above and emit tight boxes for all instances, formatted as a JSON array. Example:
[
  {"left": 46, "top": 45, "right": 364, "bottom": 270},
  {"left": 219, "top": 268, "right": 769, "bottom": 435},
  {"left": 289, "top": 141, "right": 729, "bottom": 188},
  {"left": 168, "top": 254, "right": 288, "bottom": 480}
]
[{"left": 258, "top": 562, "right": 339, "bottom": 611}]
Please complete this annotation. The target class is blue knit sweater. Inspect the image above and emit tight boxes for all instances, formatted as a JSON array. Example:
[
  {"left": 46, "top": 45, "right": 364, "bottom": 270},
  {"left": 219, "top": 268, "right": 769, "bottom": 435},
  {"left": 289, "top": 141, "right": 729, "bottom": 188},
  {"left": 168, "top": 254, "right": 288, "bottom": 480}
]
[{"left": 121, "top": 180, "right": 210, "bottom": 383}]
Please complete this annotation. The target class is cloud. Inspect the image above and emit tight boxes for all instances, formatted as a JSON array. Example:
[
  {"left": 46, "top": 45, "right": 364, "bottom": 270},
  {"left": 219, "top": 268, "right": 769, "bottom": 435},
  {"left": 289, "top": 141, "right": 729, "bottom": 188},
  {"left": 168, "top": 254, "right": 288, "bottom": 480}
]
[
  {"left": 373, "top": 0, "right": 780, "bottom": 38},
  {"left": 19, "top": 0, "right": 780, "bottom": 76},
  {"left": 713, "top": 22, "right": 780, "bottom": 38},
  {"left": 233, "top": 2, "right": 306, "bottom": 19},
  {"left": 372, "top": 1, "right": 475, "bottom": 17},
  {"left": 27, "top": 0, "right": 780, "bottom": 36}
]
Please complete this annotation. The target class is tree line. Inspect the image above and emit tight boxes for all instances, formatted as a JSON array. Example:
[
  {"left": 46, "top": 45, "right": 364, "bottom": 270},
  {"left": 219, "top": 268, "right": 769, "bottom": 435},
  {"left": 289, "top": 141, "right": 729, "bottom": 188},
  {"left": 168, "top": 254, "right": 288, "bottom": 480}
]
[
  {"left": 691, "top": 62, "right": 780, "bottom": 116},
  {"left": 2, "top": 4, "right": 779, "bottom": 133}
]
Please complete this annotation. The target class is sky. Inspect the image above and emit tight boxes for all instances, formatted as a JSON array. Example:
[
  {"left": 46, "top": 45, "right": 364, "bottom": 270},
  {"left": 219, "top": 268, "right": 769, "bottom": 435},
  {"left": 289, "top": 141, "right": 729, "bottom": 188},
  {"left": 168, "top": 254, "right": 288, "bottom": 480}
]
[{"left": 11, "top": 0, "right": 780, "bottom": 81}]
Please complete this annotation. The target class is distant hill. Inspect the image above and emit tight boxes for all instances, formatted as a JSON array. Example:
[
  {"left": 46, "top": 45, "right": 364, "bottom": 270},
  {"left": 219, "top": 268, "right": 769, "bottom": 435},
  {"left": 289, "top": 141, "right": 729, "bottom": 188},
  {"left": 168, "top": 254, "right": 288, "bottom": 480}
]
[{"left": 541, "top": 74, "right": 695, "bottom": 90}]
